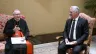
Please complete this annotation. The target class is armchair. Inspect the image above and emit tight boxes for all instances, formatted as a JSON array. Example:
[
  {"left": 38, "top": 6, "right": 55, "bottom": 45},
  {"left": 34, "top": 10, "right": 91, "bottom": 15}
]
[
  {"left": 56, "top": 13, "right": 96, "bottom": 54},
  {"left": 0, "top": 14, "right": 25, "bottom": 54}
]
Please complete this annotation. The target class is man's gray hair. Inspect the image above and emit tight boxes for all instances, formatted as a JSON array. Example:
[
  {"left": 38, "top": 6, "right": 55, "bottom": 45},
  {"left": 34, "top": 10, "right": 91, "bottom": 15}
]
[
  {"left": 70, "top": 6, "right": 79, "bottom": 13},
  {"left": 13, "top": 9, "right": 21, "bottom": 14}
]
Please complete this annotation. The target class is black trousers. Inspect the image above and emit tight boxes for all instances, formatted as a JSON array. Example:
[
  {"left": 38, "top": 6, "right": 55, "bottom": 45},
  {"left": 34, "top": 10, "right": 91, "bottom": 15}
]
[{"left": 58, "top": 41, "right": 86, "bottom": 54}]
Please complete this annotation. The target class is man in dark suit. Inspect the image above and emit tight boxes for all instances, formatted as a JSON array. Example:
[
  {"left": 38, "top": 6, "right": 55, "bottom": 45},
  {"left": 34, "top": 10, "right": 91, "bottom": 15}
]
[{"left": 58, "top": 6, "right": 89, "bottom": 54}]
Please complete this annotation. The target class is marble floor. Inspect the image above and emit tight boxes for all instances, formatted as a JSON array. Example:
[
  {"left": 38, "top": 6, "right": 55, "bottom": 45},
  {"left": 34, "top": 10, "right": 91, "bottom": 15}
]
[
  {"left": 89, "top": 36, "right": 96, "bottom": 54},
  {"left": 33, "top": 36, "right": 96, "bottom": 54},
  {"left": 34, "top": 42, "right": 58, "bottom": 54}
]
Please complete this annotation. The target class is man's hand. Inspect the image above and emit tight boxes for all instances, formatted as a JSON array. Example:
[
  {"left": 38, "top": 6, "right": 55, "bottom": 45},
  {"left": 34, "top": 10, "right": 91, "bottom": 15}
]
[
  {"left": 13, "top": 25, "right": 20, "bottom": 32},
  {"left": 65, "top": 38, "right": 69, "bottom": 44}
]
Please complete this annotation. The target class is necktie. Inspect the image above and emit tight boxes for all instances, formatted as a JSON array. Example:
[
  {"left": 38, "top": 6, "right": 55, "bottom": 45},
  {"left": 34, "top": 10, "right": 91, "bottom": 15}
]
[{"left": 70, "top": 19, "right": 75, "bottom": 41}]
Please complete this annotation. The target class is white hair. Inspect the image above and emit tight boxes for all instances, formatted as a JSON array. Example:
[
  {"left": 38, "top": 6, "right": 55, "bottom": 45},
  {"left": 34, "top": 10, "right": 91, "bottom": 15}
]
[
  {"left": 70, "top": 6, "right": 79, "bottom": 13},
  {"left": 13, "top": 9, "right": 21, "bottom": 14}
]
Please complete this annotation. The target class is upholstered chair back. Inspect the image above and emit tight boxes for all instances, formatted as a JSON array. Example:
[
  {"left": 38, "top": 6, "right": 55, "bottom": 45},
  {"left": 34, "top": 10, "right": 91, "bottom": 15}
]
[
  {"left": 0, "top": 14, "right": 25, "bottom": 40},
  {"left": 79, "top": 13, "right": 95, "bottom": 36}
]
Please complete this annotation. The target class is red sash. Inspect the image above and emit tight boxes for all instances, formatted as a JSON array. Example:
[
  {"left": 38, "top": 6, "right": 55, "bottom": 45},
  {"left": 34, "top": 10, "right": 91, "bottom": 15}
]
[{"left": 13, "top": 31, "right": 33, "bottom": 54}]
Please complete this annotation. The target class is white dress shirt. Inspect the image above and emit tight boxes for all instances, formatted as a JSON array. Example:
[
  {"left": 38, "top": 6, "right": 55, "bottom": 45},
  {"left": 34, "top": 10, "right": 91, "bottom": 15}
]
[{"left": 69, "top": 16, "right": 79, "bottom": 40}]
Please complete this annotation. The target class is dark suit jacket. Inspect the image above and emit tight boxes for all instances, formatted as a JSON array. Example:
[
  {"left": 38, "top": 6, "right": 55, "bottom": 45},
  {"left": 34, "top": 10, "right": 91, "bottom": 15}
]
[{"left": 63, "top": 17, "right": 89, "bottom": 44}]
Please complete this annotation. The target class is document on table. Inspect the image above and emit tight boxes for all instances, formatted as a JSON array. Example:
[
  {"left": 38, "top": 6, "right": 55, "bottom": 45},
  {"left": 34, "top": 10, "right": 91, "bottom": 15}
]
[{"left": 11, "top": 37, "right": 26, "bottom": 44}]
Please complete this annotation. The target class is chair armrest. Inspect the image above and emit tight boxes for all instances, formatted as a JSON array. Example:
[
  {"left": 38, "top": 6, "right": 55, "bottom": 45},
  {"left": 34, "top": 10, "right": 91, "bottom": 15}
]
[
  {"left": 56, "top": 36, "right": 63, "bottom": 45},
  {"left": 56, "top": 36, "right": 63, "bottom": 40},
  {"left": 84, "top": 35, "right": 91, "bottom": 46}
]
